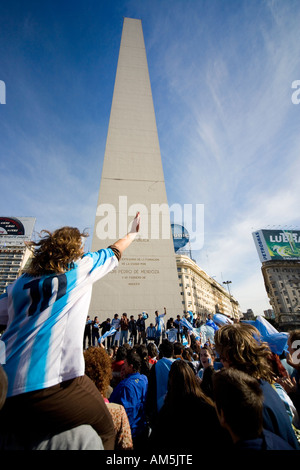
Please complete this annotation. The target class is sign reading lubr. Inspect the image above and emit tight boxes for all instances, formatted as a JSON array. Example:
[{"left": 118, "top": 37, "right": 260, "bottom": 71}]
[{"left": 253, "top": 229, "right": 300, "bottom": 262}]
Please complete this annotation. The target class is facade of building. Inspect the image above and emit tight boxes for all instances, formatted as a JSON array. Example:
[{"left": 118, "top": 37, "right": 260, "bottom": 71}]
[
  {"left": 261, "top": 260, "right": 300, "bottom": 330},
  {"left": 176, "top": 254, "right": 242, "bottom": 322},
  {"left": 0, "top": 245, "right": 32, "bottom": 295},
  {"left": 263, "top": 309, "right": 275, "bottom": 320},
  {"left": 242, "top": 309, "right": 256, "bottom": 321},
  {"left": 0, "top": 217, "right": 35, "bottom": 296}
]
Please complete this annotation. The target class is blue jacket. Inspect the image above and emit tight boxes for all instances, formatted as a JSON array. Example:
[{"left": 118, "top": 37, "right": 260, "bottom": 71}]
[
  {"left": 110, "top": 373, "right": 148, "bottom": 438},
  {"left": 260, "top": 379, "right": 299, "bottom": 450},
  {"left": 235, "top": 429, "right": 296, "bottom": 450},
  {"left": 155, "top": 357, "right": 176, "bottom": 412}
]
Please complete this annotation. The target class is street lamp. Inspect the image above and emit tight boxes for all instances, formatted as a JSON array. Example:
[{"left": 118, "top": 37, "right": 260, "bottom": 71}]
[
  {"left": 223, "top": 281, "right": 235, "bottom": 318},
  {"left": 223, "top": 280, "right": 232, "bottom": 296}
]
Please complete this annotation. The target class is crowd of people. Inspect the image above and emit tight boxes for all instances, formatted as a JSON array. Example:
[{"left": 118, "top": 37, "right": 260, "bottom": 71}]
[
  {"left": 85, "top": 321, "right": 300, "bottom": 451},
  {"left": 0, "top": 214, "right": 299, "bottom": 452},
  {"left": 1, "top": 313, "right": 300, "bottom": 451},
  {"left": 83, "top": 308, "right": 203, "bottom": 350}
]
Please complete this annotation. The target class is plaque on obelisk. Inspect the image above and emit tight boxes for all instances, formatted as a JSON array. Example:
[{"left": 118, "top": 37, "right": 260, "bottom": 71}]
[{"left": 89, "top": 18, "right": 183, "bottom": 323}]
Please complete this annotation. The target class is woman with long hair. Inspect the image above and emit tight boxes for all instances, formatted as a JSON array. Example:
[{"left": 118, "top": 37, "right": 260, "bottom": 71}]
[
  {"left": 149, "top": 359, "right": 231, "bottom": 450},
  {"left": 214, "top": 323, "right": 299, "bottom": 449},
  {"left": 0, "top": 213, "right": 140, "bottom": 449}
]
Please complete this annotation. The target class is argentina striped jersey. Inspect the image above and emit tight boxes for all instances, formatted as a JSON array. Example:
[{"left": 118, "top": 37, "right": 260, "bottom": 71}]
[{"left": 0, "top": 247, "right": 118, "bottom": 397}]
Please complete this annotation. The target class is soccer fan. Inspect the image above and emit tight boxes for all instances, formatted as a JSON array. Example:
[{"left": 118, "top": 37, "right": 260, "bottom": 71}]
[{"left": 0, "top": 212, "right": 140, "bottom": 450}]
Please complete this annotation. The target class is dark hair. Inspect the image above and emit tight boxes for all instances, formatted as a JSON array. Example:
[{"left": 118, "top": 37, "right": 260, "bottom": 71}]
[
  {"left": 289, "top": 329, "right": 300, "bottom": 345},
  {"left": 25, "top": 227, "right": 88, "bottom": 276},
  {"left": 115, "top": 346, "right": 127, "bottom": 362},
  {"left": 147, "top": 342, "right": 158, "bottom": 358},
  {"left": 201, "top": 344, "right": 215, "bottom": 357},
  {"left": 134, "top": 344, "right": 150, "bottom": 376},
  {"left": 173, "top": 342, "right": 184, "bottom": 356},
  {"left": 200, "top": 365, "right": 216, "bottom": 400},
  {"left": 213, "top": 368, "right": 263, "bottom": 440},
  {"left": 159, "top": 339, "right": 174, "bottom": 359},
  {"left": 182, "top": 347, "right": 194, "bottom": 362},
  {"left": 165, "top": 359, "right": 213, "bottom": 408},
  {"left": 126, "top": 349, "right": 142, "bottom": 373}
]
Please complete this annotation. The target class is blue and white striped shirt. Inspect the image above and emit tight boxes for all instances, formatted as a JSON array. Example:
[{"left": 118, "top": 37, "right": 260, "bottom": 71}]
[{"left": 0, "top": 248, "right": 118, "bottom": 397}]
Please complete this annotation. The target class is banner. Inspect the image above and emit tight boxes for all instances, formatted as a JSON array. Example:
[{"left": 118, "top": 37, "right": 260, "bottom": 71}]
[
  {"left": 166, "top": 329, "right": 178, "bottom": 343},
  {"left": 197, "top": 325, "right": 216, "bottom": 345},
  {"left": 180, "top": 317, "right": 200, "bottom": 341},
  {"left": 98, "top": 326, "right": 116, "bottom": 344},
  {"left": 213, "top": 313, "right": 233, "bottom": 327},
  {"left": 241, "top": 316, "right": 288, "bottom": 355},
  {"left": 253, "top": 229, "right": 300, "bottom": 262}
]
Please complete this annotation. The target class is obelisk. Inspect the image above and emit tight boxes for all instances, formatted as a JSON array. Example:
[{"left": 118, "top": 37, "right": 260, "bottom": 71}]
[{"left": 89, "top": 18, "right": 183, "bottom": 323}]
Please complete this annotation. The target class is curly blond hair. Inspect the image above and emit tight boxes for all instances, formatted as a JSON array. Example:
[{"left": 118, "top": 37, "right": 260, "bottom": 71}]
[
  {"left": 214, "top": 323, "right": 274, "bottom": 382},
  {"left": 25, "top": 227, "right": 88, "bottom": 276}
]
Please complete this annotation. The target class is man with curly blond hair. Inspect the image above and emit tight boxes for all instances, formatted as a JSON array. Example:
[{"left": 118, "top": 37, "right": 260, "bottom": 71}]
[{"left": 0, "top": 213, "right": 140, "bottom": 450}]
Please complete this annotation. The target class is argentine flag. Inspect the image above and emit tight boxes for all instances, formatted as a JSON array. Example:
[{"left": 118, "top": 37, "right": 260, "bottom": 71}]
[
  {"left": 180, "top": 317, "right": 200, "bottom": 341},
  {"left": 241, "top": 316, "right": 288, "bottom": 355},
  {"left": 198, "top": 325, "right": 216, "bottom": 344},
  {"left": 213, "top": 313, "right": 233, "bottom": 327},
  {"left": 98, "top": 326, "right": 116, "bottom": 344}
]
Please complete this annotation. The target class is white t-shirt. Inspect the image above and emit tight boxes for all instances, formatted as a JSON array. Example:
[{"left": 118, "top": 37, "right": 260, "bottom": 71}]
[{"left": 0, "top": 248, "right": 118, "bottom": 397}]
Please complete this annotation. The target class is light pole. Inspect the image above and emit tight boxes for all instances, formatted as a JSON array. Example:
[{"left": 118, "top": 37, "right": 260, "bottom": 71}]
[
  {"left": 223, "top": 281, "right": 234, "bottom": 318},
  {"left": 223, "top": 280, "right": 232, "bottom": 296}
]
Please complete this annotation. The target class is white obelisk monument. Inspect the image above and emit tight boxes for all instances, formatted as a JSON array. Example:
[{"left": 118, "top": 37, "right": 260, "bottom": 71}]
[{"left": 89, "top": 18, "right": 183, "bottom": 323}]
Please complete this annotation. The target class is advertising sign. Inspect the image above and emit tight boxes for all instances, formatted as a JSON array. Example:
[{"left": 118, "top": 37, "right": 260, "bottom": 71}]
[
  {"left": 171, "top": 224, "right": 189, "bottom": 252},
  {"left": 0, "top": 217, "right": 36, "bottom": 245},
  {"left": 253, "top": 229, "right": 300, "bottom": 262}
]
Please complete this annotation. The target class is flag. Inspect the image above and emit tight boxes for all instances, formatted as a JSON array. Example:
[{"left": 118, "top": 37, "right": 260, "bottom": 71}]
[
  {"left": 180, "top": 317, "right": 200, "bottom": 341},
  {"left": 187, "top": 310, "right": 194, "bottom": 323},
  {"left": 206, "top": 319, "right": 219, "bottom": 331},
  {"left": 242, "top": 316, "right": 288, "bottom": 355},
  {"left": 213, "top": 313, "right": 233, "bottom": 327},
  {"left": 182, "top": 335, "right": 188, "bottom": 346},
  {"left": 98, "top": 326, "right": 116, "bottom": 344},
  {"left": 166, "top": 328, "right": 178, "bottom": 343},
  {"left": 198, "top": 325, "right": 216, "bottom": 344}
]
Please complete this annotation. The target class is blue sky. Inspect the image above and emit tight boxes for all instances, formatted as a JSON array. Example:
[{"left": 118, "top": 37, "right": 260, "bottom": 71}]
[{"left": 1, "top": 0, "right": 300, "bottom": 315}]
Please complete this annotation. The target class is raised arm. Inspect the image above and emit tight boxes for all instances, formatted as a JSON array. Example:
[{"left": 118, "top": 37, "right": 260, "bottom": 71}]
[{"left": 110, "top": 212, "right": 140, "bottom": 259}]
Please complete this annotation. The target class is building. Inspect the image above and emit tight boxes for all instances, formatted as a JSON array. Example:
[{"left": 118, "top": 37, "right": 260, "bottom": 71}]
[
  {"left": 242, "top": 309, "right": 256, "bottom": 321},
  {"left": 0, "top": 217, "right": 35, "bottom": 295},
  {"left": 88, "top": 18, "right": 183, "bottom": 323},
  {"left": 263, "top": 309, "right": 275, "bottom": 320},
  {"left": 176, "top": 254, "right": 242, "bottom": 322},
  {"left": 261, "top": 260, "right": 300, "bottom": 330},
  {"left": 252, "top": 229, "right": 300, "bottom": 330}
]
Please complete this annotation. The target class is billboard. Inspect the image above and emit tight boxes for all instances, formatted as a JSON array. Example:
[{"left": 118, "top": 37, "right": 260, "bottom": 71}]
[
  {"left": 0, "top": 217, "right": 36, "bottom": 245},
  {"left": 171, "top": 224, "right": 189, "bottom": 252},
  {"left": 253, "top": 229, "right": 300, "bottom": 262}
]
